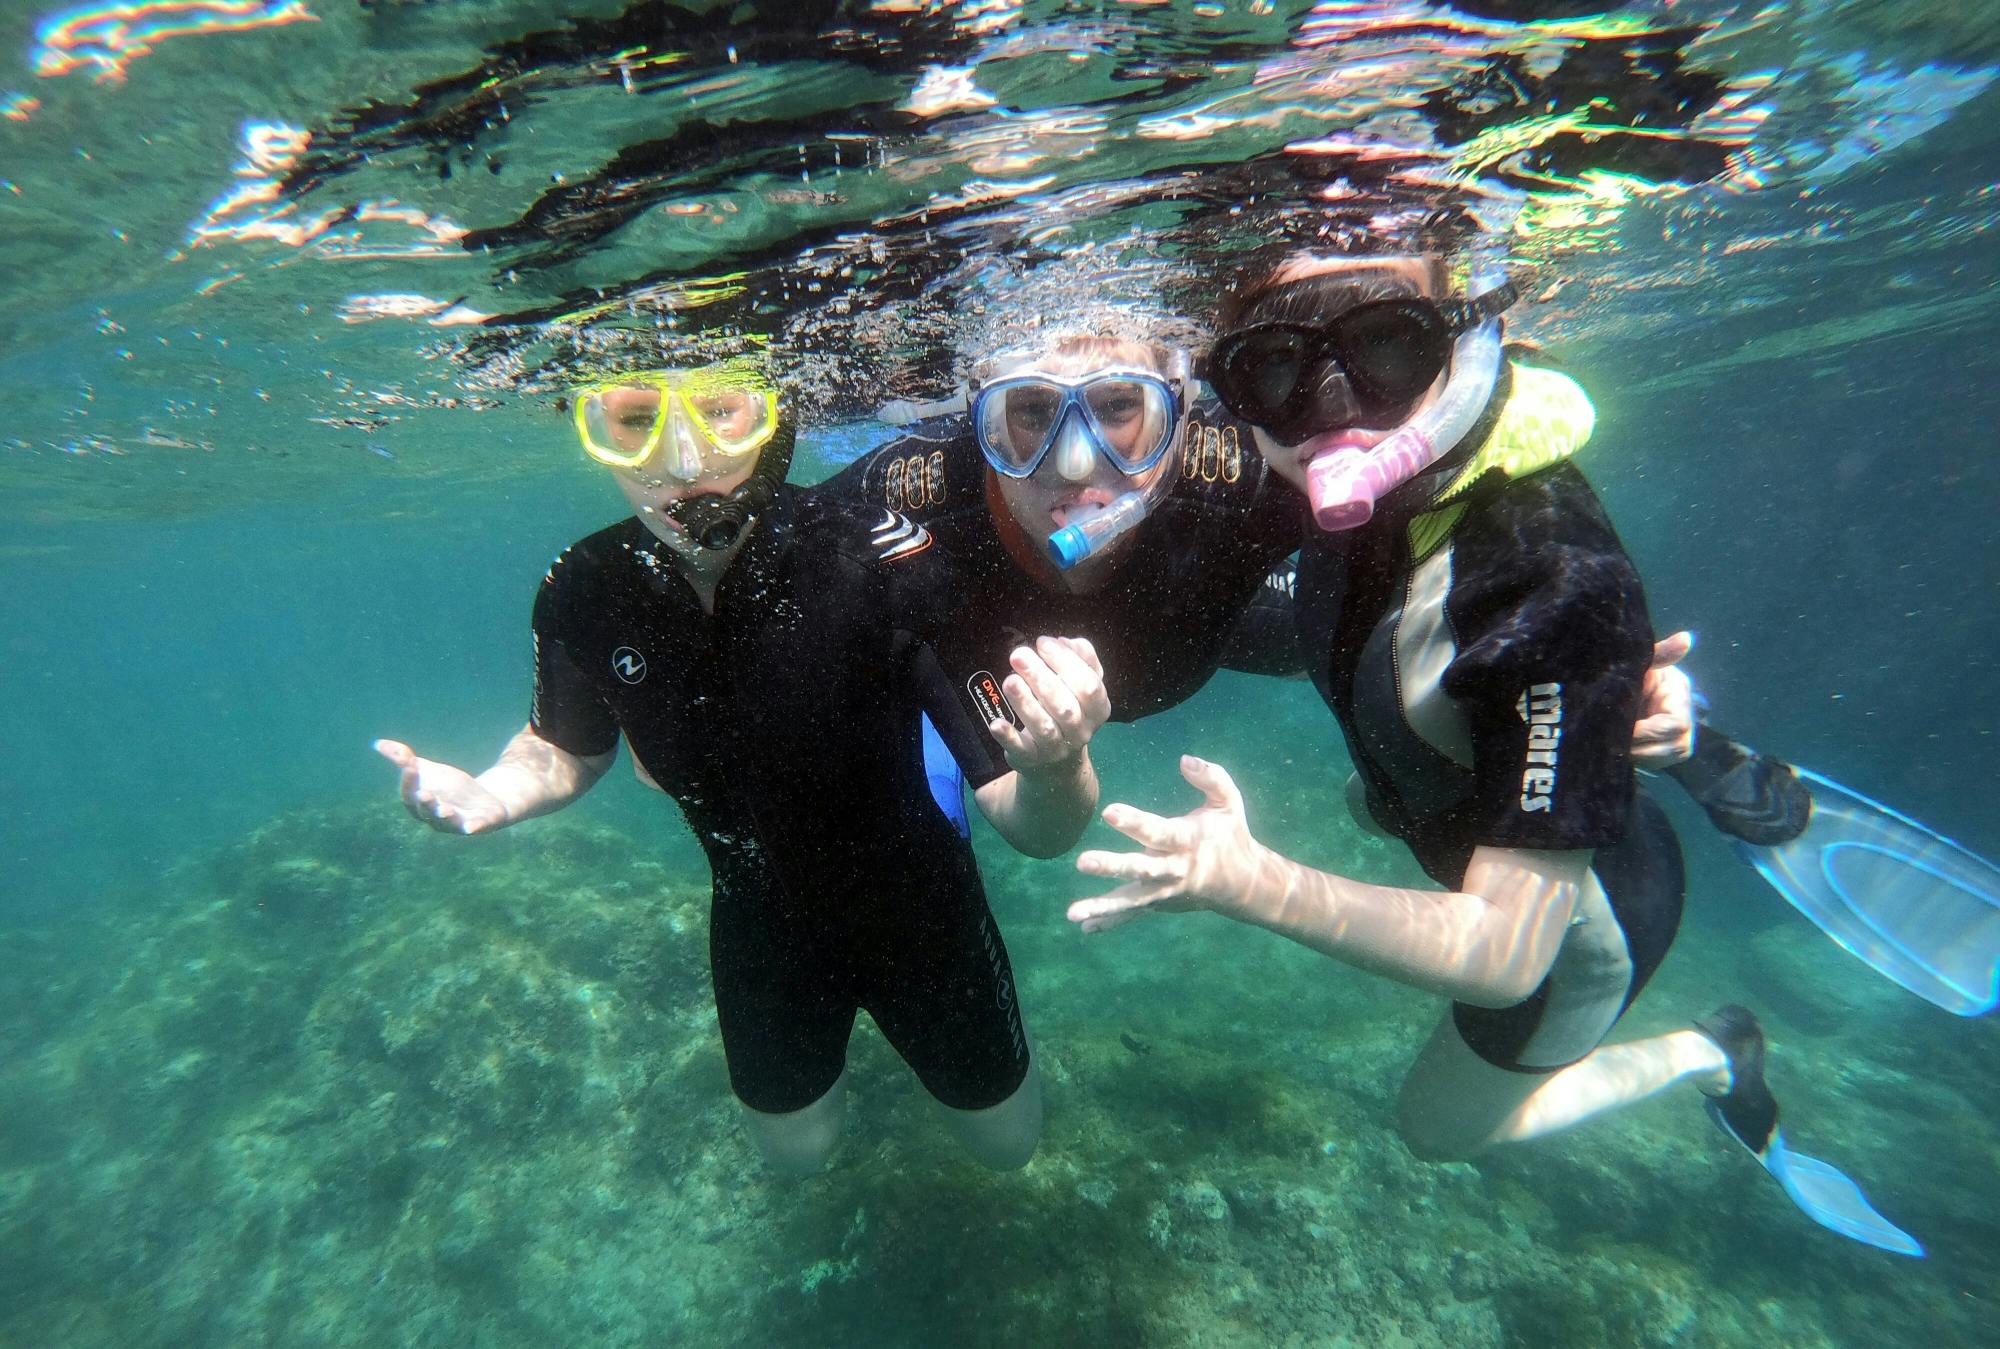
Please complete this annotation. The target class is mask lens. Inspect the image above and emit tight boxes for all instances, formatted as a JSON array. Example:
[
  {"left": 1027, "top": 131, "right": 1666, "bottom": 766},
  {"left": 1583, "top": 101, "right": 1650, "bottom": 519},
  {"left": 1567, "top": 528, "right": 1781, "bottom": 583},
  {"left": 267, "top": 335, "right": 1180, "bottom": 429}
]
[
  {"left": 1081, "top": 376, "right": 1173, "bottom": 471},
  {"left": 977, "top": 380, "right": 1066, "bottom": 472},
  {"left": 1337, "top": 303, "right": 1448, "bottom": 406},
  {"left": 683, "top": 387, "right": 777, "bottom": 456},
  {"left": 579, "top": 385, "right": 665, "bottom": 465},
  {"left": 1218, "top": 329, "right": 1308, "bottom": 422}
]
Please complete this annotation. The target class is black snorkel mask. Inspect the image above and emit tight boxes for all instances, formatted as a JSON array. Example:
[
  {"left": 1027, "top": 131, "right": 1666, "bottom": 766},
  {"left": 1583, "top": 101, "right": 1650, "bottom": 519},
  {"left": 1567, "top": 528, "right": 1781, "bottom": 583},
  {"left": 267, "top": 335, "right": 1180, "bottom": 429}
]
[{"left": 1207, "top": 273, "right": 1518, "bottom": 444}]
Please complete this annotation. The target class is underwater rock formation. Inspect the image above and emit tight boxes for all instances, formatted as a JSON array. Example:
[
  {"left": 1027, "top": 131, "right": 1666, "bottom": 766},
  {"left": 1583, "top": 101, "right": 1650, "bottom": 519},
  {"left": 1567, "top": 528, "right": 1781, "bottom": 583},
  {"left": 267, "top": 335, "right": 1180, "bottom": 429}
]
[{"left": 3, "top": 797, "right": 1996, "bottom": 1347}]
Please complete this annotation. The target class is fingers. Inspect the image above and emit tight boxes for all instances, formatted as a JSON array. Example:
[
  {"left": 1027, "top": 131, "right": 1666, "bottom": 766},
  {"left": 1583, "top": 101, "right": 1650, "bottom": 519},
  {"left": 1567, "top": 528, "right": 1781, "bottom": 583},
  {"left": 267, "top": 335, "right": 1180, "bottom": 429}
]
[
  {"left": 1080, "top": 907, "right": 1154, "bottom": 934},
  {"left": 987, "top": 637, "right": 1114, "bottom": 769},
  {"left": 1031, "top": 636, "right": 1109, "bottom": 724},
  {"left": 381, "top": 739, "right": 442, "bottom": 822},
  {"left": 399, "top": 765, "right": 432, "bottom": 816},
  {"left": 1076, "top": 847, "right": 1182, "bottom": 885},
  {"left": 987, "top": 717, "right": 1029, "bottom": 760},
  {"left": 1632, "top": 711, "right": 1695, "bottom": 767},
  {"left": 381, "top": 742, "right": 480, "bottom": 833},
  {"left": 1007, "top": 645, "right": 1083, "bottom": 737},
  {"left": 1632, "top": 712, "right": 1682, "bottom": 745},
  {"left": 1067, "top": 884, "right": 1176, "bottom": 927},
  {"left": 1632, "top": 660, "right": 1695, "bottom": 768},
  {"left": 1100, "top": 802, "right": 1186, "bottom": 852},
  {"left": 1063, "top": 635, "right": 1104, "bottom": 681},
  {"left": 1651, "top": 630, "right": 1694, "bottom": 669},
  {"left": 1179, "top": 755, "right": 1244, "bottom": 817},
  {"left": 1000, "top": 673, "right": 1061, "bottom": 751}
]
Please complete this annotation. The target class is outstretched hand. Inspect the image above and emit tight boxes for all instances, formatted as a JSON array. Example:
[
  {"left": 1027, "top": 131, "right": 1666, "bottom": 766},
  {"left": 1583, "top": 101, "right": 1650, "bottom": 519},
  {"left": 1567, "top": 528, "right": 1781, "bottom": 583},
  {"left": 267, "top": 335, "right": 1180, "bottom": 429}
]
[
  {"left": 986, "top": 635, "right": 1111, "bottom": 774},
  {"left": 374, "top": 738, "right": 510, "bottom": 835},
  {"left": 1633, "top": 630, "right": 1697, "bottom": 769},
  {"left": 1070, "top": 755, "right": 1267, "bottom": 932}
]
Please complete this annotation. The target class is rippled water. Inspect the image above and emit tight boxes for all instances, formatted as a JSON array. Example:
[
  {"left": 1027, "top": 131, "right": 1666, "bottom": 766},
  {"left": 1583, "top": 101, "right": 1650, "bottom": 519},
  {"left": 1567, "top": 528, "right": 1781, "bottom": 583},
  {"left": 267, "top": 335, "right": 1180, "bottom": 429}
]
[
  {"left": 3, "top": 3, "right": 1997, "bottom": 1346},
  {"left": 4, "top": 0, "right": 1995, "bottom": 517}
]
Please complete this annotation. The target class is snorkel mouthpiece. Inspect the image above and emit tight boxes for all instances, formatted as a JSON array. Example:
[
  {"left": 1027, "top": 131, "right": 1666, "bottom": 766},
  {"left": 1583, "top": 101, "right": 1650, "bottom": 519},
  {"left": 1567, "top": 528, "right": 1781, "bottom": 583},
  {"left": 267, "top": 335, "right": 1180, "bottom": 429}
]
[
  {"left": 1306, "top": 433, "right": 1432, "bottom": 530},
  {"left": 1304, "top": 262, "right": 1509, "bottom": 532},
  {"left": 1048, "top": 491, "right": 1150, "bottom": 570}
]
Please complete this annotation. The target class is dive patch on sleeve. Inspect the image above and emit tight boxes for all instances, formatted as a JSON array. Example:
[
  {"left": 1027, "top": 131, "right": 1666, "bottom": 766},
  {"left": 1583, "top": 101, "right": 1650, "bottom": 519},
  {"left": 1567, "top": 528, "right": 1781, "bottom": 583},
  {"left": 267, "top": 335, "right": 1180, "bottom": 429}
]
[
  {"left": 870, "top": 509, "right": 933, "bottom": 562},
  {"left": 967, "top": 669, "right": 1022, "bottom": 729}
]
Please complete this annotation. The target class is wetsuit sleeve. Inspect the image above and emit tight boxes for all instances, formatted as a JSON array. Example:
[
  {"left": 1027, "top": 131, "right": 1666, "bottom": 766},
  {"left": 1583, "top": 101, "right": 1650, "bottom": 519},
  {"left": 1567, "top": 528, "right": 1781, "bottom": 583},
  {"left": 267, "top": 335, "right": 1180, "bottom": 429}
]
[
  {"left": 810, "top": 503, "right": 1014, "bottom": 792},
  {"left": 527, "top": 563, "right": 621, "bottom": 758},
  {"left": 1440, "top": 466, "right": 1652, "bottom": 851},
  {"left": 903, "top": 635, "right": 1011, "bottom": 791},
  {"left": 1219, "top": 556, "right": 1308, "bottom": 676}
]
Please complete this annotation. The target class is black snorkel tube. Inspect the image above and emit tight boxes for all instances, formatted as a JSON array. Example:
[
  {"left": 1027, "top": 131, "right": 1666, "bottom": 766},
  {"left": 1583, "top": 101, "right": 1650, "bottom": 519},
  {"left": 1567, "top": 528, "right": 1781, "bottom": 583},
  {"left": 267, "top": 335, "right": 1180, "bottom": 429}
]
[{"left": 666, "top": 416, "right": 797, "bottom": 551}]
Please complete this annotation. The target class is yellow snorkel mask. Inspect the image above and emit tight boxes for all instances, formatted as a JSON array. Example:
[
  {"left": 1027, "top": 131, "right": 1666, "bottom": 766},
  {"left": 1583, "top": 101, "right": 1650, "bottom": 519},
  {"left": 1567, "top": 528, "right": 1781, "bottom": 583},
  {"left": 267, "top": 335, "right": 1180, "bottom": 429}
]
[
  {"left": 572, "top": 360, "right": 781, "bottom": 478},
  {"left": 570, "top": 357, "right": 796, "bottom": 552}
]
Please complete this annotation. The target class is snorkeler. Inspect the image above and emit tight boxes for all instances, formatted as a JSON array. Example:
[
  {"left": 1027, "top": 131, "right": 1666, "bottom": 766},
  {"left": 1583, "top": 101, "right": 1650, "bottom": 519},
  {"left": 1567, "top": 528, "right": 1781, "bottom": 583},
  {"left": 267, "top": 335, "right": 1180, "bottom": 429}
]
[
  {"left": 374, "top": 356, "right": 1115, "bottom": 1177},
  {"left": 825, "top": 313, "right": 1308, "bottom": 737},
  {"left": 1070, "top": 250, "right": 1922, "bottom": 1256},
  {"left": 828, "top": 295, "right": 1695, "bottom": 842}
]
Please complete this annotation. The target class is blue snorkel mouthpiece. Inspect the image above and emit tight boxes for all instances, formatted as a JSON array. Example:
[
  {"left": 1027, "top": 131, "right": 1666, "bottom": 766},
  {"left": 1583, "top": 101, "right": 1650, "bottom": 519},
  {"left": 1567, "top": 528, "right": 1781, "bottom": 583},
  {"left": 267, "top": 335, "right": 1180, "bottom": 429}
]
[{"left": 1048, "top": 491, "right": 1151, "bottom": 570}]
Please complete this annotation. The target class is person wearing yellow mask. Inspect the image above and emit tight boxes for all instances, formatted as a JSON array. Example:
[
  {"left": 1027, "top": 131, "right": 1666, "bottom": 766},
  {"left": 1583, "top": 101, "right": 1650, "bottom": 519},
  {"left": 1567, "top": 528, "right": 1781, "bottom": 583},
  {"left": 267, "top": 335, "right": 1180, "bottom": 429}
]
[{"left": 375, "top": 356, "right": 1111, "bottom": 1177}]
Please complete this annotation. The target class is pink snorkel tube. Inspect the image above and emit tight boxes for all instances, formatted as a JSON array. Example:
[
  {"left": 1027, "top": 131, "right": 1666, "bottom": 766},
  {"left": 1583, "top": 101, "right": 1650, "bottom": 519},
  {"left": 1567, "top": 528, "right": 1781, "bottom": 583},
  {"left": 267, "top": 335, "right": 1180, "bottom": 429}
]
[{"left": 1305, "top": 264, "right": 1510, "bottom": 532}]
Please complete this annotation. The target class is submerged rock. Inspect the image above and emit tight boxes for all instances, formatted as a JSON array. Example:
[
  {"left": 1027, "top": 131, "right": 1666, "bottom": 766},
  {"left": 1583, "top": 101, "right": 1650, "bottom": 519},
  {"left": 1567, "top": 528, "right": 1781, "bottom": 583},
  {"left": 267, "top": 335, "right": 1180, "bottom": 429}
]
[{"left": 3, "top": 795, "right": 1993, "bottom": 1348}]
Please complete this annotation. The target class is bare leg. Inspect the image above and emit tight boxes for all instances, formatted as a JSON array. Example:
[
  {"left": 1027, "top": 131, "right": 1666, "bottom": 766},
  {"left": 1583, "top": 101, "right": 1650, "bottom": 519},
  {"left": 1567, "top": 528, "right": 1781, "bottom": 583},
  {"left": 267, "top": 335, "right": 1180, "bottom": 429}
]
[
  {"left": 935, "top": 1053, "right": 1043, "bottom": 1171},
  {"left": 1396, "top": 1014, "right": 1728, "bottom": 1161},
  {"left": 741, "top": 1072, "right": 847, "bottom": 1179}
]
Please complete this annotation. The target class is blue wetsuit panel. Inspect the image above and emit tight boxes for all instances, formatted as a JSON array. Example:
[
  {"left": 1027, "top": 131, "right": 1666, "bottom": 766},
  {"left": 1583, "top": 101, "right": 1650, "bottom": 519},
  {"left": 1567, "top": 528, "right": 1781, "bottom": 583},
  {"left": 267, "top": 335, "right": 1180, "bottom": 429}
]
[{"left": 922, "top": 712, "right": 971, "bottom": 838}]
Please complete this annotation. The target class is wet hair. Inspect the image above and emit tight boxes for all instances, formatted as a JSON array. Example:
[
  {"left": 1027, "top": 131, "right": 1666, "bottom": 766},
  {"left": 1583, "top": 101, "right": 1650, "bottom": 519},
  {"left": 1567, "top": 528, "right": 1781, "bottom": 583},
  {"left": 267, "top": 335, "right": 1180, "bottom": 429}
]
[
  {"left": 1218, "top": 245, "right": 1451, "bottom": 331},
  {"left": 987, "top": 334, "right": 1181, "bottom": 379},
  {"left": 949, "top": 244, "right": 1210, "bottom": 376}
]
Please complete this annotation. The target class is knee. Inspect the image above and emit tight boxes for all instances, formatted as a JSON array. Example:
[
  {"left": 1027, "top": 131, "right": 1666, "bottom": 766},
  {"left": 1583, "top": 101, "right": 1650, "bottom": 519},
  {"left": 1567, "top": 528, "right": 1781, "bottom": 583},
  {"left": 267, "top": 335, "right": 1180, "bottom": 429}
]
[
  {"left": 942, "top": 1063, "right": 1043, "bottom": 1171},
  {"left": 742, "top": 1090, "right": 845, "bottom": 1180}
]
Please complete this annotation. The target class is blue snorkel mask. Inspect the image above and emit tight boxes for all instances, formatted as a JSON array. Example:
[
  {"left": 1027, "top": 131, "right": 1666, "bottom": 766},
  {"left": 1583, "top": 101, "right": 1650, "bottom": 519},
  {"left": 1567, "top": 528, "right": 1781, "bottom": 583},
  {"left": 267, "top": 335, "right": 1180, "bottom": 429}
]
[
  {"left": 970, "top": 345, "right": 1190, "bottom": 569},
  {"left": 971, "top": 365, "right": 1185, "bottom": 479}
]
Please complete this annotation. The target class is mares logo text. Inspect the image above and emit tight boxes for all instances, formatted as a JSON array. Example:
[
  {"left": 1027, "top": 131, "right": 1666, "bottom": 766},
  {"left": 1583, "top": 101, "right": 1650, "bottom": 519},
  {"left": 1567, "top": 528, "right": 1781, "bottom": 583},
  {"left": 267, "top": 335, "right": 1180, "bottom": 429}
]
[
  {"left": 1179, "top": 420, "right": 1243, "bottom": 484},
  {"left": 1517, "top": 682, "right": 1563, "bottom": 813},
  {"left": 884, "top": 450, "right": 947, "bottom": 511}
]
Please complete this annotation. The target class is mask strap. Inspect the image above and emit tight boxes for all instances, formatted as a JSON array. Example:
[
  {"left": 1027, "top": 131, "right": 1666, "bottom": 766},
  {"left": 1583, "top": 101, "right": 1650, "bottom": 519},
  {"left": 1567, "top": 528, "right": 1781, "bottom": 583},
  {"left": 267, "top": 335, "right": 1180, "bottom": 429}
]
[{"left": 1443, "top": 279, "right": 1519, "bottom": 334}]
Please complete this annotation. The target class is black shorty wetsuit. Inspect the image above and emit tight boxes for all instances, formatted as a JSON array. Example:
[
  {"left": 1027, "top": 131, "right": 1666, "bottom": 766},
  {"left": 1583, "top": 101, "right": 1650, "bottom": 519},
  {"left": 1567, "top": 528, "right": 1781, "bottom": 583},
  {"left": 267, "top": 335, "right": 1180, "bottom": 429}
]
[
  {"left": 820, "top": 402, "right": 1302, "bottom": 729},
  {"left": 528, "top": 488, "right": 1027, "bottom": 1114},
  {"left": 1294, "top": 427, "right": 1683, "bottom": 1073}
]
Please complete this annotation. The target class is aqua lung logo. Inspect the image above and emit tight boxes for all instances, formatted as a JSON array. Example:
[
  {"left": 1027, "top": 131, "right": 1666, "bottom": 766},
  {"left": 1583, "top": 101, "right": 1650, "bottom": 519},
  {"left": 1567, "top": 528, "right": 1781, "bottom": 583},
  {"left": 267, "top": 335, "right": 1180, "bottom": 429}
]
[
  {"left": 981, "top": 912, "right": 1027, "bottom": 1062},
  {"left": 1179, "top": 420, "right": 1243, "bottom": 483},
  {"left": 1517, "top": 682, "right": 1563, "bottom": 812},
  {"left": 870, "top": 509, "right": 933, "bottom": 562},
  {"left": 611, "top": 646, "right": 648, "bottom": 685}
]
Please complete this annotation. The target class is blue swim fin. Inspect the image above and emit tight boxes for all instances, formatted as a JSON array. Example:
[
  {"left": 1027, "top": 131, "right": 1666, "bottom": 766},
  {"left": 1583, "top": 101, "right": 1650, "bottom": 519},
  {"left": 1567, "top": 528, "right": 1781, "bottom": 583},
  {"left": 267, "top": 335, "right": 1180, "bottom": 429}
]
[
  {"left": 1694, "top": 1005, "right": 1923, "bottom": 1257},
  {"left": 1671, "top": 727, "right": 2000, "bottom": 1016},
  {"left": 1751, "top": 1129, "right": 1925, "bottom": 1257},
  {"left": 1738, "top": 767, "right": 2000, "bottom": 1016}
]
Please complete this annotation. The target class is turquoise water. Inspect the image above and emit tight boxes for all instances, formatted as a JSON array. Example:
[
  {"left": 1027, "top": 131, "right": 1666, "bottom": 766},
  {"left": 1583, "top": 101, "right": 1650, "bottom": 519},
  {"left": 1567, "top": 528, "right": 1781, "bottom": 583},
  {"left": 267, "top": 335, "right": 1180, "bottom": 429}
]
[{"left": 4, "top": 2, "right": 1998, "bottom": 1345}]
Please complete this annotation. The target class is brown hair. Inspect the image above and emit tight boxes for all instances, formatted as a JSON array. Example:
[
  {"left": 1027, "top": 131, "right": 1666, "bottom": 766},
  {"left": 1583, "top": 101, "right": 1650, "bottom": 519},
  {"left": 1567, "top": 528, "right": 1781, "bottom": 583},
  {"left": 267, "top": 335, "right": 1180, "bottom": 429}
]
[{"left": 1218, "top": 246, "right": 1451, "bottom": 329}]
